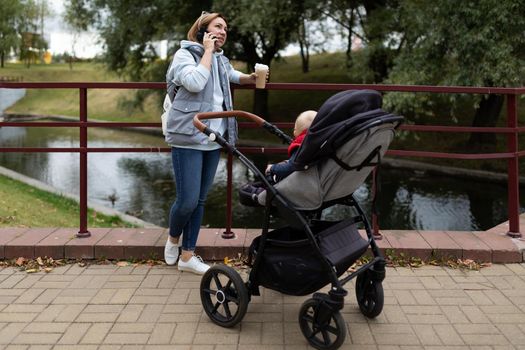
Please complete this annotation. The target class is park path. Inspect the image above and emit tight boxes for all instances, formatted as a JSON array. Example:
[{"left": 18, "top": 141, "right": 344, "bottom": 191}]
[{"left": 0, "top": 263, "right": 524, "bottom": 349}]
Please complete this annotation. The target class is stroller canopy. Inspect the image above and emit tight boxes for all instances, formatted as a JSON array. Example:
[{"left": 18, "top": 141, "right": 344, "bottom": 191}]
[{"left": 294, "top": 89, "right": 383, "bottom": 169}]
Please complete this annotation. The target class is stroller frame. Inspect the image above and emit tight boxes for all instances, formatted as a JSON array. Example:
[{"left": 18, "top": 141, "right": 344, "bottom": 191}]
[{"left": 194, "top": 110, "right": 394, "bottom": 350}]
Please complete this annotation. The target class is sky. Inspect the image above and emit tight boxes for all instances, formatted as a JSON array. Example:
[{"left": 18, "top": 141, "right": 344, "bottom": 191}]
[{"left": 46, "top": 0, "right": 103, "bottom": 58}]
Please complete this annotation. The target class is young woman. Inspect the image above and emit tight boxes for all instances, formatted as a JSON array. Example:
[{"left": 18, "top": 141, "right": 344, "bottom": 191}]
[{"left": 164, "top": 12, "right": 259, "bottom": 274}]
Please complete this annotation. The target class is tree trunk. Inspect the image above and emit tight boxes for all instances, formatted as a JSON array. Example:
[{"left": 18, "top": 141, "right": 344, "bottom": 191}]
[
  {"left": 298, "top": 19, "right": 309, "bottom": 73},
  {"left": 467, "top": 94, "right": 504, "bottom": 151},
  {"left": 0, "top": 51, "right": 4, "bottom": 68},
  {"left": 299, "top": 41, "right": 309, "bottom": 73},
  {"left": 346, "top": 27, "right": 352, "bottom": 69},
  {"left": 254, "top": 89, "right": 269, "bottom": 120}
]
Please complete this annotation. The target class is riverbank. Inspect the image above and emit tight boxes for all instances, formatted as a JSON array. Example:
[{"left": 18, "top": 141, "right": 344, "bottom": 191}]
[{"left": 0, "top": 165, "right": 160, "bottom": 229}]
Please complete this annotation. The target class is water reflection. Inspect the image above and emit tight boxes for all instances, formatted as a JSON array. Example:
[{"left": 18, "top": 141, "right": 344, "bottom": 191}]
[{"left": 0, "top": 124, "right": 521, "bottom": 230}]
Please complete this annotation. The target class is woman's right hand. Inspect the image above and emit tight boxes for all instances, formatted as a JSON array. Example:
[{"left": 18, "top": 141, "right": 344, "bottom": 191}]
[{"left": 202, "top": 32, "right": 217, "bottom": 52}]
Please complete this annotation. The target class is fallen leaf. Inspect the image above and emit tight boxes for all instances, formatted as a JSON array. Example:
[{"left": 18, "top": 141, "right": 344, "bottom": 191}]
[
  {"left": 25, "top": 268, "right": 38, "bottom": 273},
  {"left": 15, "top": 257, "right": 25, "bottom": 266},
  {"left": 116, "top": 261, "right": 129, "bottom": 267},
  {"left": 36, "top": 257, "right": 44, "bottom": 266},
  {"left": 44, "top": 267, "right": 53, "bottom": 273}
]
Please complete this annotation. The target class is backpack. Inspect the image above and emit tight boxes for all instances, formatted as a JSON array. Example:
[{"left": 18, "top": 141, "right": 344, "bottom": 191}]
[
  {"left": 161, "top": 47, "right": 201, "bottom": 136},
  {"left": 160, "top": 93, "right": 172, "bottom": 136}
]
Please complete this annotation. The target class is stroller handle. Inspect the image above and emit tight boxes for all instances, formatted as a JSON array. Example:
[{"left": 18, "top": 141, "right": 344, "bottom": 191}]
[{"left": 193, "top": 110, "right": 265, "bottom": 133}]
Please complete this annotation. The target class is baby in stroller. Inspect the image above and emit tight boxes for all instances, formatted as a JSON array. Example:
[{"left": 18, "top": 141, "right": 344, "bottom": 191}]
[
  {"left": 192, "top": 89, "right": 403, "bottom": 350},
  {"left": 240, "top": 110, "right": 316, "bottom": 206},
  {"left": 265, "top": 110, "right": 317, "bottom": 182}
]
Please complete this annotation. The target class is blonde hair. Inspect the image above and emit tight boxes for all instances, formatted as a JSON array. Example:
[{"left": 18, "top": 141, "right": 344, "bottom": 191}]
[
  {"left": 187, "top": 12, "right": 227, "bottom": 42},
  {"left": 294, "top": 110, "right": 317, "bottom": 136}
]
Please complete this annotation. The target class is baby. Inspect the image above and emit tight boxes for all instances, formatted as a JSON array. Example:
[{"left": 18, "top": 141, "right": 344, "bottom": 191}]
[{"left": 265, "top": 110, "right": 317, "bottom": 182}]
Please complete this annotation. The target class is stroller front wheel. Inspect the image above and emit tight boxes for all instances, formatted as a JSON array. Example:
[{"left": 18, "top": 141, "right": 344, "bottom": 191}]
[
  {"left": 298, "top": 298, "right": 346, "bottom": 350},
  {"left": 200, "top": 264, "right": 249, "bottom": 328},
  {"left": 355, "top": 272, "right": 384, "bottom": 318}
]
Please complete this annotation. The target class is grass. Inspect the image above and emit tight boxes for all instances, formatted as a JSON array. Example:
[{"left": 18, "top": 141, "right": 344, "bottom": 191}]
[
  {"left": 2, "top": 62, "right": 162, "bottom": 122},
  {"left": 0, "top": 174, "right": 133, "bottom": 228}
]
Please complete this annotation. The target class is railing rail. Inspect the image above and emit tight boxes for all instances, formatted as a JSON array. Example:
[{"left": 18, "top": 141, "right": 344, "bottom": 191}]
[{"left": 0, "top": 81, "right": 522, "bottom": 238}]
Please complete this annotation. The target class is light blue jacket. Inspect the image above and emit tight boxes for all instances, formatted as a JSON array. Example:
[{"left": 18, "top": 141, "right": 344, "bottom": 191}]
[{"left": 165, "top": 40, "right": 241, "bottom": 147}]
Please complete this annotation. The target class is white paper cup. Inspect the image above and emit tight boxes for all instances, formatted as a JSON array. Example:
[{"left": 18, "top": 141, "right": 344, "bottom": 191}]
[{"left": 254, "top": 63, "right": 269, "bottom": 89}]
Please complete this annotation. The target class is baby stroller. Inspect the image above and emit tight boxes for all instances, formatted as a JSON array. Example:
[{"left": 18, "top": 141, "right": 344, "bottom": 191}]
[{"left": 193, "top": 90, "right": 403, "bottom": 350}]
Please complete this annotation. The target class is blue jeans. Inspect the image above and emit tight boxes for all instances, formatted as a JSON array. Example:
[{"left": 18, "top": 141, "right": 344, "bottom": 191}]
[{"left": 168, "top": 147, "right": 221, "bottom": 251}]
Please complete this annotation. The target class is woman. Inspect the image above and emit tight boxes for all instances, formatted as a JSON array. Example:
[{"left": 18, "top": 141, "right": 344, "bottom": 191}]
[{"left": 164, "top": 12, "right": 259, "bottom": 275}]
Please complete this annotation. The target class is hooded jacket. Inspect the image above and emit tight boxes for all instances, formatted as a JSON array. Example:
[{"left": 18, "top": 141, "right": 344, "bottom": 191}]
[{"left": 165, "top": 40, "right": 241, "bottom": 148}]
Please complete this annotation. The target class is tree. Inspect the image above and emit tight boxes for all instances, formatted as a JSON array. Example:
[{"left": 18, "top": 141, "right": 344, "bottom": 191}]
[
  {"left": 316, "top": 0, "right": 399, "bottom": 81},
  {"left": 385, "top": 0, "right": 525, "bottom": 149},
  {"left": 66, "top": 0, "right": 306, "bottom": 118},
  {"left": 64, "top": 0, "right": 211, "bottom": 79},
  {"left": 0, "top": 0, "right": 24, "bottom": 68},
  {"left": 19, "top": 0, "right": 49, "bottom": 68},
  {"left": 64, "top": 0, "right": 95, "bottom": 69},
  {"left": 212, "top": 0, "right": 305, "bottom": 118}
]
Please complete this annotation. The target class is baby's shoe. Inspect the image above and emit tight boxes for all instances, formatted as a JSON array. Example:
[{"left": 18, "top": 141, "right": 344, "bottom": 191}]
[
  {"left": 164, "top": 239, "right": 179, "bottom": 265},
  {"left": 177, "top": 255, "right": 210, "bottom": 275}
]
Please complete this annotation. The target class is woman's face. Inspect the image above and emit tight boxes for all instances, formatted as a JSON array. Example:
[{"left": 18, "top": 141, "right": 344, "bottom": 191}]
[{"left": 206, "top": 17, "right": 228, "bottom": 50}]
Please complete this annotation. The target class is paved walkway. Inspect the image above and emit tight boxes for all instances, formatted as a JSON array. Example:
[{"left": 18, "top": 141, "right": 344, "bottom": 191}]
[{"left": 0, "top": 262, "right": 524, "bottom": 349}]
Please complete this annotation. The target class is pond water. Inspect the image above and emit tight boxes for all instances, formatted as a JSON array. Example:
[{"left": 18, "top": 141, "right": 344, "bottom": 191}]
[{"left": 0, "top": 124, "right": 521, "bottom": 230}]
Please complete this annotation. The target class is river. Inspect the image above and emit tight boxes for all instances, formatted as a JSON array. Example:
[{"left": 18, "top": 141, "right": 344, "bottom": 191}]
[{"left": 0, "top": 123, "right": 521, "bottom": 230}]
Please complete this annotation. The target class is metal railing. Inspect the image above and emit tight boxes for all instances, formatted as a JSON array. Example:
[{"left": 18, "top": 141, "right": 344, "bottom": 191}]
[{"left": 0, "top": 81, "right": 523, "bottom": 238}]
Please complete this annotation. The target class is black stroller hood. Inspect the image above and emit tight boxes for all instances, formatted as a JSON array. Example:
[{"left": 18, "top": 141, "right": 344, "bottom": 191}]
[{"left": 293, "top": 89, "right": 391, "bottom": 168}]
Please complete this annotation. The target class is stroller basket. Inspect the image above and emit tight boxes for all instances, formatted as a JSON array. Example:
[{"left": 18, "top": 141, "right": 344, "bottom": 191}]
[{"left": 249, "top": 219, "right": 369, "bottom": 296}]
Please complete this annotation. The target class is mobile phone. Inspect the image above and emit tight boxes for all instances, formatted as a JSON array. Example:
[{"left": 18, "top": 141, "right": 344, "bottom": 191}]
[{"left": 196, "top": 27, "right": 208, "bottom": 43}]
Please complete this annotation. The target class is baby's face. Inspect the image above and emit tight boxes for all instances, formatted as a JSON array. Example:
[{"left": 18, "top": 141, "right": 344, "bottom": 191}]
[{"left": 293, "top": 122, "right": 303, "bottom": 138}]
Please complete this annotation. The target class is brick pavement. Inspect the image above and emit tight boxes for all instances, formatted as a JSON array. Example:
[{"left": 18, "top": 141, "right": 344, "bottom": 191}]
[{"left": 0, "top": 262, "right": 524, "bottom": 349}]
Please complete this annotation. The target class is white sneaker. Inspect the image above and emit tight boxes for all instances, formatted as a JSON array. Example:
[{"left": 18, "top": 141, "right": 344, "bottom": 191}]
[
  {"left": 177, "top": 255, "right": 210, "bottom": 275},
  {"left": 164, "top": 239, "right": 179, "bottom": 265}
]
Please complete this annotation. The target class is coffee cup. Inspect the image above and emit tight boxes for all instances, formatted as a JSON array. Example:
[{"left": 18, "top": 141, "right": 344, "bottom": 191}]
[{"left": 254, "top": 63, "right": 269, "bottom": 89}]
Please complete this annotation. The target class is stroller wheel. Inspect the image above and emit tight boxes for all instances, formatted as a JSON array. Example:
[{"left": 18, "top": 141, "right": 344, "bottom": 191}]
[
  {"left": 355, "top": 272, "right": 384, "bottom": 318},
  {"left": 200, "top": 264, "right": 249, "bottom": 328},
  {"left": 298, "top": 298, "right": 346, "bottom": 350}
]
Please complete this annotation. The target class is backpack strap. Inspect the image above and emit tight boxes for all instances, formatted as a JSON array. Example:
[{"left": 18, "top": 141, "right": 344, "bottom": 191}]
[{"left": 166, "top": 47, "right": 203, "bottom": 102}]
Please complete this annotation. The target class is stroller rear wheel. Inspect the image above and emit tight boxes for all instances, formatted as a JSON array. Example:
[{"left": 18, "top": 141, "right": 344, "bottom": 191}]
[
  {"left": 298, "top": 298, "right": 346, "bottom": 350},
  {"left": 355, "top": 271, "right": 384, "bottom": 318},
  {"left": 200, "top": 264, "right": 249, "bottom": 328}
]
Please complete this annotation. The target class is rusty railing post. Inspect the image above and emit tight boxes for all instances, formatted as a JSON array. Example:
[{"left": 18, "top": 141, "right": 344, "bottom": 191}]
[
  {"left": 372, "top": 167, "right": 382, "bottom": 239},
  {"left": 222, "top": 85, "right": 235, "bottom": 239},
  {"left": 506, "top": 94, "right": 521, "bottom": 238},
  {"left": 222, "top": 152, "right": 235, "bottom": 239},
  {"left": 77, "top": 87, "right": 91, "bottom": 238}
]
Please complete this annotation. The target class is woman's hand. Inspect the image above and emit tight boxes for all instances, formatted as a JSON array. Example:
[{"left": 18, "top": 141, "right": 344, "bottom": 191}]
[
  {"left": 239, "top": 69, "right": 269, "bottom": 85},
  {"left": 239, "top": 72, "right": 257, "bottom": 85},
  {"left": 202, "top": 32, "right": 217, "bottom": 52},
  {"left": 265, "top": 164, "right": 273, "bottom": 175}
]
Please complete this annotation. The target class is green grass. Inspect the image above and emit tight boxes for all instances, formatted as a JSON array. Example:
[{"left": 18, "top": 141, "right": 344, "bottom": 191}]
[
  {"left": 2, "top": 62, "right": 162, "bottom": 122},
  {"left": 0, "top": 174, "right": 133, "bottom": 228}
]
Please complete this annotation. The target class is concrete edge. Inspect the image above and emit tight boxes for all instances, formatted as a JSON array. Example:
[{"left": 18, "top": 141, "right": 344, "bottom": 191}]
[
  {"left": 511, "top": 237, "right": 525, "bottom": 261},
  {"left": 0, "top": 165, "right": 161, "bottom": 229}
]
